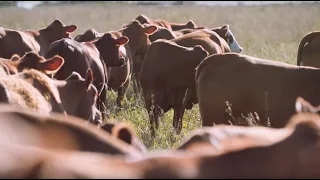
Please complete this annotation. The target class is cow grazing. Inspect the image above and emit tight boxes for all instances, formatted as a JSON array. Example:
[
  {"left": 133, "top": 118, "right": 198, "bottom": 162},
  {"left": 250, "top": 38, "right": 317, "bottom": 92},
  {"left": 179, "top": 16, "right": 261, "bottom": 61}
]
[
  {"left": 140, "top": 40, "right": 208, "bottom": 135},
  {"left": 0, "top": 62, "right": 101, "bottom": 124},
  {"left": 296, "top": 31, "right": 320, "bottom": 68},
  {"left": 196, "top": 52, "right": 320, "bottom": 128},
  {"left": 0, "top": 51, "right": 64, "bottom": 75},
  {"left": 75, "top": 29, "right": 131, "bottom": 108},
  {"left": 0, "top": 19, "right": 77, "bottom": 59},
  {"left": 135, "top": 14, "right": 198, "bottom": 31},
  {"left": 0, "top": 104, "right": 142, "bottom": 158},
  {"left": 120, "top": 20, "right": 158, "bottom": 94},
  {"left": 99, "top": 121, "right": 147, "bottom": 153},
  {"left": 44, "top": 33, "right": 128, "bottom": 120},
  {"left": 4, "top": 108, "right": 320, "bottom": 178}
]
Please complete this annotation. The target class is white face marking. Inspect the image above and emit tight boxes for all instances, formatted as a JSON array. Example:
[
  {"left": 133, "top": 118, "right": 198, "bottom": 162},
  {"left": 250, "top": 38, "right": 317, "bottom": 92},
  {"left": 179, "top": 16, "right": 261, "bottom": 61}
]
[{"left": 226, "top": 29, "right": 243, "bottom": 53}]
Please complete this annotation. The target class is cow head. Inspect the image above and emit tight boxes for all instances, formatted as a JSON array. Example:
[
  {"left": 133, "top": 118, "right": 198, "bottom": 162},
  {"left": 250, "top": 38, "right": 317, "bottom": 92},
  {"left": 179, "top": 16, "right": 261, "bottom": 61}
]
[
  {"left": 94, "top": 33, "right": 129, "bottom": 67},
  {"left": 16, "top": 52, "right": 64, "bottom": 75},
  {"left": 121, "top": 20, "right": 158, "bottom": 69},
  {"left": 63, "top": 69, "right": 100, "bottom": 123},
  {"left": 212, "top": 25, "right": 243, "bottom": 53},
  {"left": 74, "top": 28, "right": 102, "bottom": 43},
  {"left": 45, "top": 19, "right": 78, "bottom": 39}
]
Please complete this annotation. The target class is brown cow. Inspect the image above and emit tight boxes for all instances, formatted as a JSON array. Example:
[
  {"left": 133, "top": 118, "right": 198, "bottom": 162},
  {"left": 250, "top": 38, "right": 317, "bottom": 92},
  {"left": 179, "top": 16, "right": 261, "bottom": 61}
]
[
  {"left": 173, "top": 25, "right": 243, "bottom": 54},
  {"left": 75, "top": 29, "right": 131, "bottom": 108},
  {"left": 44, "top": 33, "right": 128, "bottom": 120},
  {"left": 0, "top": 66, "right": 101, "bottom": 123},
  {"left": 135, "top": 14, "right": 198, "bottom": 31},
  {"left": 0, "top": 51, "right": 64, "bottom": 75},
  {"left": 172, "top": 27, "right": 243, "bottom": 54},
  {"left": 0, "top": 19, "right": 77, "bottom": 59},
  {"left": 120, "top": 20, "right": 158, "bottom": 94},
  {"left": 99, "top": 121, "right": 147, "bottom": 153},
  {"left": 0, "top": 104, "right": 142, "bottom": 158},
  {"left": 134, "top": 26, "right": 243, "bottom": 85},
  {"left": 140, "top": 40, "right": 208, "bottom": 135},
  {"left": 196, "top": 52, "right": 320, "bottom": 128},
  {"left": 296, "top": 31, "right": 320, "bottom": 68},
  {"left": 3, "top": 108, "right": 320, "bottom": 178}
]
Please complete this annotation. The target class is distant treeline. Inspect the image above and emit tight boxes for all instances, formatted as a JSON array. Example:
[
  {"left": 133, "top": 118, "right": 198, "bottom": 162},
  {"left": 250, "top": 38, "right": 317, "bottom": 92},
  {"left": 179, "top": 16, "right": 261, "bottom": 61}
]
[
  {"left": 0, "top": 1, "right": 190, "bottom": 7},
  {"left": 0, "top": 1, "right": 17, "bottom": 6}
]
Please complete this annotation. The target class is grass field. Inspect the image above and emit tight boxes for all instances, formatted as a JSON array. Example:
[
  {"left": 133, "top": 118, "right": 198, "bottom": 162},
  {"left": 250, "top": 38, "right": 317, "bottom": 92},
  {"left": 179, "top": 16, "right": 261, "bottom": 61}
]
[{"left": 1, "top": 2, "right": 319, "bottom": 151}]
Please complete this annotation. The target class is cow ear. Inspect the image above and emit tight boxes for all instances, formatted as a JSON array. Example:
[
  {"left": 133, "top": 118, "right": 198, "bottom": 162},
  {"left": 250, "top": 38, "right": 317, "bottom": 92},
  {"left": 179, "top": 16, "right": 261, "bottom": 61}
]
[
  {"left": 143, "top": 25, "right": 158, "bottom": 35},
  {"left": 295, "top": 97, "right": 317, "bottom": 113},
  {"left": 85, "top": 69, "right": 94, "bottom": 89},
  {"left": 65, "top": 25, "right": 78, "bottom": 34},
  {"left": 39, "top": 55, "right": 64, "bottom": 74},
  {"left": 221, "top": 24, "right": 229, "bottom": 30},
  {"left": 115, "top": 36, "right": 129, "bottom": 47},
  {"left": 220, "top": 25, "right": 229, "bottom": 36},
  {"left": 112, "top": 123, "right": 133, "bottom": 145},
  {"left": 10, "top": 54, "right": 20, "bottom": 61}
]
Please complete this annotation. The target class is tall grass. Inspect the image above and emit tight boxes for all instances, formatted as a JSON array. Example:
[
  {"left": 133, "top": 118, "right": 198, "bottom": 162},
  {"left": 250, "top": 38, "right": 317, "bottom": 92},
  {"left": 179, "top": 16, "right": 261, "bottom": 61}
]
[{"left": 1, "top": 2, "right": 319, "bottom": 150}]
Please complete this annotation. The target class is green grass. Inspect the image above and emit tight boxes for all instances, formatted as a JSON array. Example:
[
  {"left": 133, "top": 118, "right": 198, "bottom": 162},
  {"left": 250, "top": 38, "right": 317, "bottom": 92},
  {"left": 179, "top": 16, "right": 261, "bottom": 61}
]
[{"left": 1, "top": 2, "right": 319, "bottom": 150}]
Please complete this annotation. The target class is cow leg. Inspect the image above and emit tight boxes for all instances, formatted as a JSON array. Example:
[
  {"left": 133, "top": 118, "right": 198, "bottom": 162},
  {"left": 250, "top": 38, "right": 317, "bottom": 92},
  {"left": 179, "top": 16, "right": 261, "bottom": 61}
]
[
  {"left": 149, "top": 104, "right": 161, "bottom": 137},
  {"left": 98, "top": 87, "right": 108, "bottom": 121},
  {"left": 116, "top": 79, "right": 130, "bottom": 108},
  {"left": 199, "top": 104, "right": 232, "bottom": 127},
  {"left": 131, "top": 73, "right": 139, "bottom": 95},
  {"left": 173, "top": 89, "right": 189, "bottom": 134},
  {"left": 144, "top": 91, "right": 161, "bottom": 137}
]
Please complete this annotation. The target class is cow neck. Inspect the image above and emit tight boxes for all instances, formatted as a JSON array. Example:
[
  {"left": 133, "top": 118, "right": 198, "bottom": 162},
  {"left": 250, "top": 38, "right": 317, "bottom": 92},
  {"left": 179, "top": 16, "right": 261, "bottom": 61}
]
[
  {"left": 92, "top": 40, "right": 108, "bottom": 68},
  {"left": 34, "top": 29, "right": 51, "bottom": 56}
]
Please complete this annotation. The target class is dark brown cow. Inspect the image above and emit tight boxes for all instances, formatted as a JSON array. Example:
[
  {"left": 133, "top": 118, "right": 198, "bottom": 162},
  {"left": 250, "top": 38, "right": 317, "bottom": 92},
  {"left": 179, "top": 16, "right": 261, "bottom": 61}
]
[
  {"left": 44, "top": 33, "right": 128, "bottom": 120},
  {"left": 75, "top": 29, "right": 131, "bottom": 108},
  {"left": 0, "top": 65, "right": 101, "bottom": 123},
  {"left": 140, "top": 40, "right": 208, "bottom": 135},
  {"left": 100, "top": 121, "right": 147, "bottom": 153},
  {"left": 196, "top": 52, "right": 320, "bottom": 128},
  {"left": 120, "top": 20, "right": 158, "bottom": 94},
  {"left": 0, "top": 19, "right": 77, "bottom": 59},
  {"left": 135, "top": 14, "right": 198, "bottom": 31},
  {"left": 0, "top": 52, "right": 64, "bottom": 75},
  {"left": 3, "top": 108, "right": 320, "bottom": 178},
  {"left": 296, "top": 31, "right": 320, "bottom": 68},
  {"left": 0, "top": 104, "right": 142, "bottom": 158}
]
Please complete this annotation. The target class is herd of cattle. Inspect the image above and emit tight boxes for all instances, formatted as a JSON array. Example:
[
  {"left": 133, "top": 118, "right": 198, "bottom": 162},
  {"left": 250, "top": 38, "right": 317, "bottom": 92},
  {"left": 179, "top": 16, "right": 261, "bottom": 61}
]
[{"left": 0, "top": 13, "right": 320, "bottom": 178}]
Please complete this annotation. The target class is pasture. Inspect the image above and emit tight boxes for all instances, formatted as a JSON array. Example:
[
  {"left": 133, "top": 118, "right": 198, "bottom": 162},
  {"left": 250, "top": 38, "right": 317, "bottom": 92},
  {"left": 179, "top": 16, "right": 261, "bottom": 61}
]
[{"left": 1, "top": 2, "right": 319, "bottom": 150}]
